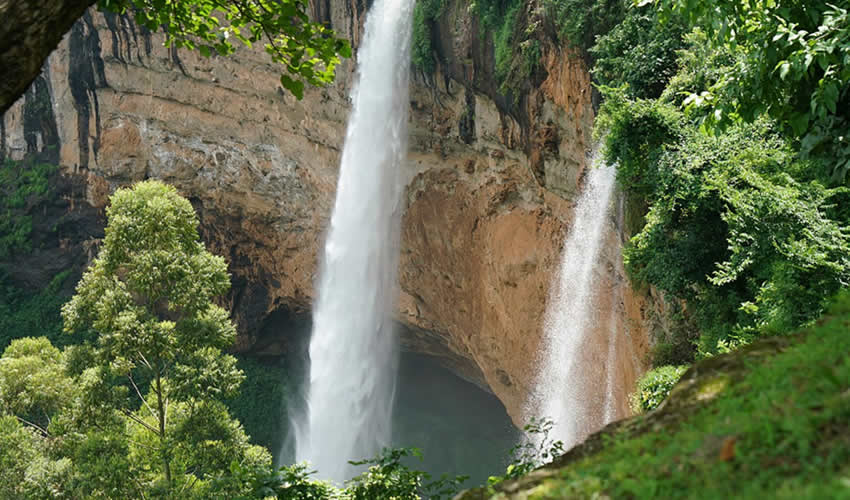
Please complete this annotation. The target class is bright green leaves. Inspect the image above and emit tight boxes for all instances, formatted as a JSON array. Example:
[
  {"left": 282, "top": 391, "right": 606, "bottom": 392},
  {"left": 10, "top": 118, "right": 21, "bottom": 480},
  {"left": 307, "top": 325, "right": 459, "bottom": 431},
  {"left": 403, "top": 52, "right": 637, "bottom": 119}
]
[
  {"left": 96, "top": 0, "right": 351, "bottom": 99},
  {"left": 0, "top": 337, "right": 77, "bottom": 429},
  {"left": 61, "top": 180, "right": 261, "bottom": 495},
  {"left": 603, "top": 88, "right": 850, "bottom": 354},
  {"left": 631, "top": 364, "right": 687, "bottom": 412},
  {"left": 642, "top": 0, "right": 850, "bottom": 171}
]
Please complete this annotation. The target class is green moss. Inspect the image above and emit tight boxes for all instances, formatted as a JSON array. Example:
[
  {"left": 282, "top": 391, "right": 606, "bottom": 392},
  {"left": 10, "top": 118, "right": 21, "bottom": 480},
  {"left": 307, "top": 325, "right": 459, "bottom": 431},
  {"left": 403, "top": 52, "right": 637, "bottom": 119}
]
[{"left": 464, "top": 292, "right": 850, "bottom": 499}]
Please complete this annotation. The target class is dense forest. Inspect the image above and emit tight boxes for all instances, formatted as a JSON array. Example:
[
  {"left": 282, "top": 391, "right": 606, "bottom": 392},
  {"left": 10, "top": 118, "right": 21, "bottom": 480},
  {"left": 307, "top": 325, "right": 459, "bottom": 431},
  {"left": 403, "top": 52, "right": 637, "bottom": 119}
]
[{"left": 1, "top": 0, "right": 849, "bottom": 498}]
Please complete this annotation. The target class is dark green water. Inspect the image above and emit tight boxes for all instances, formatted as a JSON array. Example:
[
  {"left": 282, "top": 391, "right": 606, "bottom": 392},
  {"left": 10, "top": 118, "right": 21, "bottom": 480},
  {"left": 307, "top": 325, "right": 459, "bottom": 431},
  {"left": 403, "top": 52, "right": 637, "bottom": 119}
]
[
  {"left": 268, "top": 312, "right": 519, "bottom": 487},
  {"left": 391, "top": 352, "right": 520, "bottom": 486}
]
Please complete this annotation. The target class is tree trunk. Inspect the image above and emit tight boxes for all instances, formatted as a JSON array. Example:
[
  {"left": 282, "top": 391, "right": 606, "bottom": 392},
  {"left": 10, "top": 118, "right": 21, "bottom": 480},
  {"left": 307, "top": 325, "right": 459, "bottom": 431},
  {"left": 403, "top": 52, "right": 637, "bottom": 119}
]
[
  {"left": 154, "top": 371, "right": 172, "bottom": 488},
  {"left": 0, "top": 0, "right": 96, "bottom": 114}
]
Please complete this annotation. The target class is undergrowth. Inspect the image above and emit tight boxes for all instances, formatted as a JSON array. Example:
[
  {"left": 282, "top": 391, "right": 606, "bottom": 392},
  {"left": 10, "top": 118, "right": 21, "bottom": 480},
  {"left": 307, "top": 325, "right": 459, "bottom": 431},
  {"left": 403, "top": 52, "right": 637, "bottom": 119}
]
[
  {"left": 0, "top": 158, "right": 58, "bottom": 259},
  {"left": 519, "top": 292, "right": 850, "bottom": 498}
]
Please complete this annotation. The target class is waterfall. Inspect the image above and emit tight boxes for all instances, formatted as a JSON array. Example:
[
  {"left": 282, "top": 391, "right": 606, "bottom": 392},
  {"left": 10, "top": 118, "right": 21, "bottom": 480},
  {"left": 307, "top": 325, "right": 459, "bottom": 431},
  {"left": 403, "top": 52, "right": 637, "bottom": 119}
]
[
  {"left": 294, "top": 0, "right": 414, "bottom": 483},
  {"left": 526, "top": 160, "right": 618, "bottom": 449}
]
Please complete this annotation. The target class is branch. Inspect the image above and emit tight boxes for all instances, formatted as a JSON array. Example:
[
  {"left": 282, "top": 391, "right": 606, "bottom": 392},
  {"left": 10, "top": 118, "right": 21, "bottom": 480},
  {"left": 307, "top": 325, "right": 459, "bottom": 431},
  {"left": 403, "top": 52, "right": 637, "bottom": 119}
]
[
  {"left": 14, "top": 415, "right": 50, "bottom": 437},
  {"left": 0, "top": 0, "right": 98, "bottom": 114},
  {"left": 129, "top": 373, "right": 157, "bottom": 418},
  {"left": 137, "top": 351, "right": 153, "bottom": 370},
  {"left": 121, "top": 408, "right": 160, "bottom": 436},
  {"left": 177, "top": 473, "right": 199, "bottom": 496}
]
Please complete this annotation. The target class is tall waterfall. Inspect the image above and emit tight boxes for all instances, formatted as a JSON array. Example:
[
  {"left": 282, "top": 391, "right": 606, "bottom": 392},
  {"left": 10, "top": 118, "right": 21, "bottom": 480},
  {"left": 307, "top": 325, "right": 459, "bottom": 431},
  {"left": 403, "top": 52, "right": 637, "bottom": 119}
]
[
  {"left": 295, "top": 0, "right": 414, "bottom": 482},
  {"left": 527, "top": 160, "right": 618, "bottom": 449}
]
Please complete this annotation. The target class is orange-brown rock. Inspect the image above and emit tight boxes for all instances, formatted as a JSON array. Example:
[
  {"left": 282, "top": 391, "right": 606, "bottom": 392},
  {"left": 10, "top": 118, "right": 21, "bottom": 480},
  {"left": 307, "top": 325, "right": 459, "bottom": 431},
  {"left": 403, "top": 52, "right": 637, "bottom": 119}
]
[{"left": 1, "top": 2, "right": 650, "bottom": 426}]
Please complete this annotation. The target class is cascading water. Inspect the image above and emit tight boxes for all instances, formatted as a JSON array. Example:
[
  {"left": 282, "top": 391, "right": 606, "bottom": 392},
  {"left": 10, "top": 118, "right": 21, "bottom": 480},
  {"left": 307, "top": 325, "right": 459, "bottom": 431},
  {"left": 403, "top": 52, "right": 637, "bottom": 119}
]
[
  {"left": 294, "top": 0, "right": 414, "bottom": 483},
  {"left": 526, "top": 159, "right": 618, "bottom": 449}
]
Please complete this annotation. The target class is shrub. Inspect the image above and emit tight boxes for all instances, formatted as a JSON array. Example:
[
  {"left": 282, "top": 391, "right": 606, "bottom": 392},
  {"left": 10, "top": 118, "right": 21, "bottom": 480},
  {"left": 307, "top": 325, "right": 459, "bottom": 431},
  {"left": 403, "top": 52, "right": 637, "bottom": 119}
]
[
  {"left": 590, "top": 7, "right": 687, "bottom": 99},
  {"left": 0, "top": 158, "right": 58, "bottom": 259},
  {"left": 411, "top": 0, "right": 446, "bottom": 73},
  {"left": 631, "top": 365, "right": 688, "bottom": 412}
]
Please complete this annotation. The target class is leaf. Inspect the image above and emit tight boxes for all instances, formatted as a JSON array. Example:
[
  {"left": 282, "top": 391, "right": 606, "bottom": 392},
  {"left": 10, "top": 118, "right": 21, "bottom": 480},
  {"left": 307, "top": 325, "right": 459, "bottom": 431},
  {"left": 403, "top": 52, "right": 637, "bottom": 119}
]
[
  {"left": 280, "top": 75, "right": 305, "bottom": 100},
  {"left": 719, "top": 436, "right": 737, "bottom": 461}
]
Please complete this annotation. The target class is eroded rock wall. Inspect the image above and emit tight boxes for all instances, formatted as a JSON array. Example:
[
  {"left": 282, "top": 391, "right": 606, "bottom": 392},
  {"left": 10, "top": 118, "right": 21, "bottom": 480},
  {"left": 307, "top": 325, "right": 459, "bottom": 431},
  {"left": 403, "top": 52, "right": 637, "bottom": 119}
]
[{"left": 1, "top": 1, "right": 649, "bottom": 425}]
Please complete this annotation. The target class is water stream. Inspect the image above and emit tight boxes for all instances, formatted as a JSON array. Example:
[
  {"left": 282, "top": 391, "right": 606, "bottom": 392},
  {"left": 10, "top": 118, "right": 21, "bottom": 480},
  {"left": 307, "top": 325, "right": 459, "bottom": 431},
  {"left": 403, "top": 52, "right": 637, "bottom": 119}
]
[
  {"left": 527, "top": 160, "right": 618, "bottom": 449},
  {"left": 294, "top": 0, "right": 414, "bottom": 482}
]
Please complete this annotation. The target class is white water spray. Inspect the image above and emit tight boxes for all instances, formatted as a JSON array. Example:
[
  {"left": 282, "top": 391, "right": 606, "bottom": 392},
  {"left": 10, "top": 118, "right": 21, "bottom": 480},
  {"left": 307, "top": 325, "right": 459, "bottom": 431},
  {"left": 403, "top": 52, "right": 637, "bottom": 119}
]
[
  {"left": 295, "top": 0, "right": 414, "bottom": 482},
  {"left": 527, "top": 160, "right": 618, "bottom": 449}
]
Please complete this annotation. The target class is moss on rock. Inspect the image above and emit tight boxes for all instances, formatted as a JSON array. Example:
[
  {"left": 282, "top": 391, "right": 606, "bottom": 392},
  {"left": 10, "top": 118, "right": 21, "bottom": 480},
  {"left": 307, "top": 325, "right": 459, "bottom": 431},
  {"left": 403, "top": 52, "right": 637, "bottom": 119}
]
[{"left": 456, "top": 293, "right": 850, "bottom": 499}]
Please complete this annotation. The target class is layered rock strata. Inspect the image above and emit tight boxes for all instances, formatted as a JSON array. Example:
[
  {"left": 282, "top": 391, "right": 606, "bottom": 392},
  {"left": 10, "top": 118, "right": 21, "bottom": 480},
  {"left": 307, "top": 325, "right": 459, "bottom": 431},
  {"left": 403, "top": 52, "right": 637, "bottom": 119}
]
[{"left": 1, "top": 2, "right": 650, "bottom": 424}]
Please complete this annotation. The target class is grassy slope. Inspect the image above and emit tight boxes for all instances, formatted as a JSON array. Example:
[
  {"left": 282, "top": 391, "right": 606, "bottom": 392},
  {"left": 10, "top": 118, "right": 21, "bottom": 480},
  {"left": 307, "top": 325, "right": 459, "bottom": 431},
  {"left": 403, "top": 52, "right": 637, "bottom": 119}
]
[{"left": 459, "top": 294, "right": 850, "bottom": 499}]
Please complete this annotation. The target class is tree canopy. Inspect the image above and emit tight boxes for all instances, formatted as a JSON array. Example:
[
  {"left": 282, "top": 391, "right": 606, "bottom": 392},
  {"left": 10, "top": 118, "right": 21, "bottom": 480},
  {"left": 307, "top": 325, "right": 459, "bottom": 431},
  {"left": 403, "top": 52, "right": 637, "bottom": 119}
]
[{"left": 61, "top": 180, "right": 264, "bottom": 495}]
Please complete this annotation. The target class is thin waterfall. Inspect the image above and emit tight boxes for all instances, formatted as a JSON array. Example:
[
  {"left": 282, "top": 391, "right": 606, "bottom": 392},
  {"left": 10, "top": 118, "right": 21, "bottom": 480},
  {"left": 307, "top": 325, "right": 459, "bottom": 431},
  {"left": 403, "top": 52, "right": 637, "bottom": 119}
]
[
  {"left": 294, "top": 0, "right": 414, "bottom": 483},
  {"left": 526, "top": 159, "right": 618, "bottom": 449}
]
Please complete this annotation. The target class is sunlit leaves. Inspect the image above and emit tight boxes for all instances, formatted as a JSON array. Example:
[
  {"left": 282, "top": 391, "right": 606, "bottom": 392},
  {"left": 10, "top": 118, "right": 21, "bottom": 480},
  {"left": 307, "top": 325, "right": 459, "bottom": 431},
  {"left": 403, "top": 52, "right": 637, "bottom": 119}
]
[
  {"left": 96, "top": 0, "right": 351, "bottom": 99},
  {"left": 642, "top": 0, "right": 850, "bottom": 171},
  {"left": 61, "top": 180, "right": 260, "bottom": 493}
]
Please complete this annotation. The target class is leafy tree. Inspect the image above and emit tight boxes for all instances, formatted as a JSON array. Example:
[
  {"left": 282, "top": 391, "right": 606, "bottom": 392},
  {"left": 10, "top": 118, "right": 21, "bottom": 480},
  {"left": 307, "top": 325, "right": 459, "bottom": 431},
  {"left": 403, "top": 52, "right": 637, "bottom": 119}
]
[
  {"left": 62, "top": 180, "right": 269, "bottom": 494},
  {"left": 644, "top": 0, "right": 850, "bottom": 177},
  {"left": 0, "top": 337, "right": 77, "bottom": 431},
  {"left": 0, "top": 414, "right": 71, "bottom": 498},
  {"left": 590, "top": 6, "right": 687, "bottom": 99}
]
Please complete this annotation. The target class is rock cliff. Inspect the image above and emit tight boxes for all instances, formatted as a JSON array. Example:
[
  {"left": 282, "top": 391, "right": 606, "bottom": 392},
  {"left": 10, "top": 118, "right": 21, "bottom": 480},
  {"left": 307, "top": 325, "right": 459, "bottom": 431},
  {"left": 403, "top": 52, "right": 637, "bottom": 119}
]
[{"left": 1, "top": 1, "right": 649, "bottom": 425}]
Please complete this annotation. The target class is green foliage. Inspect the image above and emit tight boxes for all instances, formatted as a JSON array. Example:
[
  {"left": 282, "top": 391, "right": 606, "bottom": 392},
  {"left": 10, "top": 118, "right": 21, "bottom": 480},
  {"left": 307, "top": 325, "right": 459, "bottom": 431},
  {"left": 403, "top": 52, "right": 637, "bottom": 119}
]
[
  {"left": 203, "top": 448, "right": 467, "bottom": 499},
  {"left": 543, "top": 0, "right": 626, "bottom": 55},
  {"left": 596, "top": 88, "right": 684, "bottom": 197},
  {"left": 468, "top": 292, "right": 850, "bottom": 498},
  {"left": 96, "top": 0, "right": 351, "bottom": 99},
  {"left": 646, "top": 0, "right": 850, "bottom": 175},
  {"left": 62, "top": 180, "right": 266, "bottom": 494},
  {"left": 470, "top": 0, "right": 529, "bottom": 93},
  {"left": 411, "top": 0, "right": 446, "bottom": 73},
  {"left": 225, "top": 355, "right": 288, "bottom": 454},
  {"left": 0, "top": 414, "right": 71, "bottom": 499},
  {"left": 0, "top": 337, "right": 77, "bottom": 429},
  {"left": 606, "top": 106, "right": 850, "bottom": 355},
  {"left": 0, "top": 270, "right": 73, "bottom": 351},
  {"left": 631, "top": 364, "right": 687, "bottom": 412},
  {"left": 206, "top": 461, "right": 334, "bottom": 499},
  {"left": 487, "top": 417, "right": 564, "bottom": 486},
  {"left": 590, "top": 7, "right": 687, "bottom": 98},
  {"left": 0, "top": 158, "right": 58, "bottom": 259}
]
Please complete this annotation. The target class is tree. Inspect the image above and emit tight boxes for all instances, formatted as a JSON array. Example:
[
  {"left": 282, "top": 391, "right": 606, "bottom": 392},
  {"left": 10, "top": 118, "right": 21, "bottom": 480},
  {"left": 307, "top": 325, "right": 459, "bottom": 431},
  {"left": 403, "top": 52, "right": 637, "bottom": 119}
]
[
  {"left": 643, "top": 0, "right": 850, "bottom": 177},
  {"left": 62, "top": 180, "right": 268, "bottom": 495},
  {"left": 0, "top": 0, "right": 351, "bottom": 114},
  {"left": 0, "top": 337, "right": 76, "bottom": 431}
]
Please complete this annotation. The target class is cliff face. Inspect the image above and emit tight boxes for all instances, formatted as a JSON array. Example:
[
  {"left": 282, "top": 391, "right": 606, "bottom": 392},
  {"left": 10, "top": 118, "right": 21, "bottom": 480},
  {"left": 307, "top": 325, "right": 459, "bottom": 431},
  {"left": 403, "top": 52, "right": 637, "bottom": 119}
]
[{"left": 1, "top": 2, "right": 649, "bottom": 425}]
